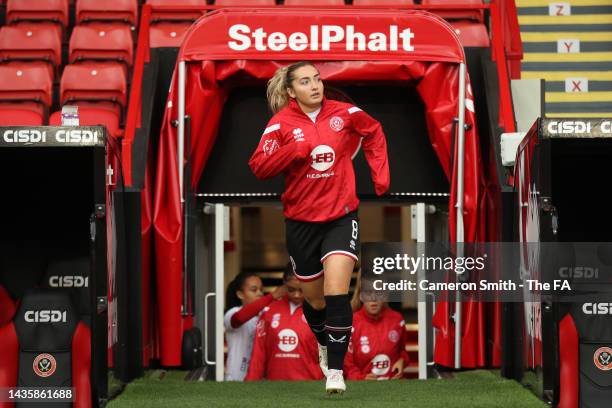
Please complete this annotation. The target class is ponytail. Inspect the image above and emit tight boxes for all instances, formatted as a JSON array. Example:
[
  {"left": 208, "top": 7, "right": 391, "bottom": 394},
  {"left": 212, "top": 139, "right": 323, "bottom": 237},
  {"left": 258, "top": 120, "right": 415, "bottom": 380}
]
[
  {"left": 225, "top": 272, "right": 259, "bottom": 312},
  {"left": 266, "top": 61, "right": 318, "bottom": 113},
  {"left": 266, "top": 66, "right": 290, "bottom": 114},
  {"left": 282, "top": 261, "right": 296, "bottom": 283}
]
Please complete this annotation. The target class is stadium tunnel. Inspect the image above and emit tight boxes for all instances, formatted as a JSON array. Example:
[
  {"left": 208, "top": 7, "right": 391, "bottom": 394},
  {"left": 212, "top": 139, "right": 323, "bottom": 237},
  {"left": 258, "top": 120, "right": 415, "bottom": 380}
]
[
  {"left": 0, "top": 127, "right": 111, "bottom": 407},
  {"left": 194, "top": 79, "right": 453, "bottom": 380},
  {"left": 509, "top": 119, "right": 612, "bottom": 407},
  {"left": 118, "top": 5, "right": 519, "bottom": 380}
]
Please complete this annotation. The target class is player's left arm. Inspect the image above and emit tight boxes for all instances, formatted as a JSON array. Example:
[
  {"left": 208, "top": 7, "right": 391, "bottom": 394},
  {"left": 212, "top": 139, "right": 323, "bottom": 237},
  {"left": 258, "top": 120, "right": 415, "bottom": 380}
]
[{"left": 349, "top": 106, "right": 390, "bottom": 195}]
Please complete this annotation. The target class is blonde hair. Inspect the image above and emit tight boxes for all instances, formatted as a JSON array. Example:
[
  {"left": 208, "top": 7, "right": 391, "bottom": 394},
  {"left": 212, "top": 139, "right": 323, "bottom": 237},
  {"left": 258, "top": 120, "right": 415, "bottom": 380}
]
[{"left": 266, "top": 61, "right": 317, "bottom": 113}]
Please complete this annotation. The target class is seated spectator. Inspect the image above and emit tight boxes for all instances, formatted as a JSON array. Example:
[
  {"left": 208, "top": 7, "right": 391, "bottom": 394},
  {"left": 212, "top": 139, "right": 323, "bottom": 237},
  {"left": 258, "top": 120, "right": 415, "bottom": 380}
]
[
  {"left": 224, "top": 272, "right": 287, "bottom": 381},
  {"left": 344, "top": 285, "right": 409, "bottom": 380},
  {"left": 245, "top": 265, "right": 323, "bottom": 381}
]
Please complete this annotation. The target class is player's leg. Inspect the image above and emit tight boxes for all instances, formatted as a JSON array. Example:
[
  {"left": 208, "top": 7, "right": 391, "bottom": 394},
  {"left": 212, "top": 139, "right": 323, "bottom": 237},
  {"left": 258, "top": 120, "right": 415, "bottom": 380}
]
[
  {"left": 300, "top": 277, "right": 328, "bottom": 346},
  {"left": 300, "top": 276, "right": 330, "bottom": 377},
  {"left": 322, "top": 255, "right": 354, "bottom": 393},
  {"left": 320, "top": 211, "right": 360, "bottom": 393},
  {"left": 285, "top": 218, "right": 329, "bottom": 375},
  {"left": 323, "top": 256, "right": 354, "bottom": 362}
]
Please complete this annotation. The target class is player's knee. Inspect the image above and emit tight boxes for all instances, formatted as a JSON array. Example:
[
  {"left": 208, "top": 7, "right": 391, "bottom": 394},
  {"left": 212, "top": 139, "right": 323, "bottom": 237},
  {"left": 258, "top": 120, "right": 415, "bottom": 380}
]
[
  {"left": 306, "top": 296, "right": 326, "bottom": 310},
  {"left": 324, "top": 285, "right": 349, "bottom": 296},
  {"left": 324, "top": 278, "right": 350, "bottom": 296}
]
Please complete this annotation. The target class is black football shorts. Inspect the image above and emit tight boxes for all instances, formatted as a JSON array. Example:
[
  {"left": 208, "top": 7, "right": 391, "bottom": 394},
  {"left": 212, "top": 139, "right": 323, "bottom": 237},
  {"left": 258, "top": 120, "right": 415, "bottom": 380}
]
[{"left": 285, "top": 211, "right": 360, "bottom": 282}]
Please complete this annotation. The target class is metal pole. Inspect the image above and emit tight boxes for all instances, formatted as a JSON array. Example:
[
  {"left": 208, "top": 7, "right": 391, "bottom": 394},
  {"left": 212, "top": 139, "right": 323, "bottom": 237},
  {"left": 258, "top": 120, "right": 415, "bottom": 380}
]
[
  {"left": 214, "top": 204, "right": 225, "bottom": 381},
  {"left": 454, "top": 62, "right": 467, "bottom": 369},
  {"left": 178, "top": 62, "right": 188, "bottom": 315},
  {"left": 416, "top": 203, "right": 428, "bottom": 379},
  {"left": 178, "top": 61, "right": 186, "bottom": 204},
  {"left": 203, "top": 293, "right": 216, "bottom": 366}
]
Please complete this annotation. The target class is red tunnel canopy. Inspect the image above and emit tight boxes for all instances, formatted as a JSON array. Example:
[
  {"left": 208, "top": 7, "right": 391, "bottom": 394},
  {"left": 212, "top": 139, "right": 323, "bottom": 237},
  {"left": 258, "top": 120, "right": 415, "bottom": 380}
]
[
  {"left": 154, "top": 8, "right": 486, "bottom": 368},
  {"left": 179, "top": 8, "right": 464, "bottom": 63}
]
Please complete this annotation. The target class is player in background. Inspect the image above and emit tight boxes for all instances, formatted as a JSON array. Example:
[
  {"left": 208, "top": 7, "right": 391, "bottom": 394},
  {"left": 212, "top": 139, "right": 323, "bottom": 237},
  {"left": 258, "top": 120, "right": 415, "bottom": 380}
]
[
  {"left": 245, "top": 266, "right": 323, "bottom": 381},
  {"left": 224, "top": 272, "right": 286, "bottom": 381},
  {"left": 344, "top": 281, "right": 409, "bottom": 380},
  {"left": 249, "top": 61, "right": 390, "bottom": 393}
]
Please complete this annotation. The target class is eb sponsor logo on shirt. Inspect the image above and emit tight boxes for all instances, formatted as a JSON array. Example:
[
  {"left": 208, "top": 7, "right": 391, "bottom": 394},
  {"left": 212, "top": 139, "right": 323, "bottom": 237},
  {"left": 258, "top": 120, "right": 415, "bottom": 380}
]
[
  {"left": 310, "top": 145, "right": 335, "bottom": 172},
  {"left": 278, "top": 328, "right": 299, "bottom": 352},
  {"left": 371, "top": 354, "right": 391, "bottom": 376}
]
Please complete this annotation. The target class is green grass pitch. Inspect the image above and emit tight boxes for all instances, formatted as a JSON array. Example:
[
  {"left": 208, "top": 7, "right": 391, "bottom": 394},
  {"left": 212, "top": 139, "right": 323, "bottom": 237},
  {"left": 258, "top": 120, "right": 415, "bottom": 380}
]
[{"left": 107, "top": 370, "right": 547, "bottom": 408}]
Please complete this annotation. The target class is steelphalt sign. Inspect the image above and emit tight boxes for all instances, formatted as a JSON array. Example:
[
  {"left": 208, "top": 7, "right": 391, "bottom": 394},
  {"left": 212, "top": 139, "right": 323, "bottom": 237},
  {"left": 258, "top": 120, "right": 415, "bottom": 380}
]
[
  {"left": 360, "top": 242, "right": 612, "bottom": 303},
  {"left": 0, "top": 126, "right": 105, "bottom": 147},
  {"left": 541, "top": 118, "right": 612, "bottom": 138}
]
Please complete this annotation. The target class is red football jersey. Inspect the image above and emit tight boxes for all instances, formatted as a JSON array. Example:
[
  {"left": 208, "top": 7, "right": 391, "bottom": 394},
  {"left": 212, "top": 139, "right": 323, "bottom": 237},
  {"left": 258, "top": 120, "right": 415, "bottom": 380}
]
[
  {"left": 245, "top": 297, "right": 322, "bottom": 381},
  {"left": 344, "top": 306, "right": 409, "bottom": 380},
  {"left": 248, "top": 98, "right": 390, "bottom": 223}
]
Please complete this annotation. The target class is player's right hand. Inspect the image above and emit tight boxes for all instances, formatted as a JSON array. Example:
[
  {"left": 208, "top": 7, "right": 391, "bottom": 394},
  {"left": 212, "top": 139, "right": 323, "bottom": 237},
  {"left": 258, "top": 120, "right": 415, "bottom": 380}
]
[{"left": 271, "top": 284, "right": 288, "bottom": 300}]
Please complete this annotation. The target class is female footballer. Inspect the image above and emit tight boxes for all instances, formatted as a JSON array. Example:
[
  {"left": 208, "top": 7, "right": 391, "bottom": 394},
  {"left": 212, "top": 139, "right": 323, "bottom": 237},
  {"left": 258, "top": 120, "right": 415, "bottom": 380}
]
[
  {"left": 224, "top": 272, "right": 286, "bottom": 381},
  {"left": 248, "top": 61, "right": 390, "bottom": 393},
  {"left": 345, "top": 283, "right": 409, "bottom": 380},
  {"left": 245, "top": 265, "right": 322, "bottom": 381}
]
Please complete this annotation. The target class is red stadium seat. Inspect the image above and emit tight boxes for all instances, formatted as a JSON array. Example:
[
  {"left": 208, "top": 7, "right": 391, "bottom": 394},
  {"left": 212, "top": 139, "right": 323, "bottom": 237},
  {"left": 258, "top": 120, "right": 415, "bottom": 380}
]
[
  {"left": 61, "top": 63, "right": 127, "bottom": 111},
  {"left": 353, "top": 0, "right": 413, "bottom": 5},
  {"left": 149, "top": 22, "right": 192, "bottom": 48},
  {"left": 6, "top": 0, "right": 69, "bottom": 27},
  {"left": 451, "top": 21, "right": 489, "bottom": 47},
  {"left": 0, "top": 105, "right": 45, "bottom": 125},
  {"left": 421, "top": 0, "right": 483, "bottom": 22},
  {"left": 70, "top": 25, "right": 134, "bottom": 67},
  {"left": 0, "top": 24, "right": 62, "bottom": 69},
  {"left": 76, "top": 0, "right": 139, "bottom": 26},
  {"left": 0, "top": 64, "right": 52, "bottom": 108},
  {"left": 215, "top": 0, "right": 276, "bottom": 5},
  {"left": 0, "top": 64, "right": 52, "bottom": 122},
  {"left": 284, "top": 0, "right": 344, "bottom": 5},
  {"left": 49, "top": 107, "right": 120, "bottom": 137},
  {"left": 147, "top": 0, "right": 205, "bottom": 22}
]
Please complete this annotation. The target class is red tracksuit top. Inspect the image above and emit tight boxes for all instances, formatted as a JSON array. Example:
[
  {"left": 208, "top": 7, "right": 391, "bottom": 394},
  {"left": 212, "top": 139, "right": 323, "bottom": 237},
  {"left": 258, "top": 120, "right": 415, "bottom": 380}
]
[
  {"left": 245, "top": 297, "right": 322, "bottom": 381},
  {"left": 344, "top": 306, "right": 409, "bottom": 380},
  {"left": 248, "top": 97, "right": 390, "bottom": 223}
]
